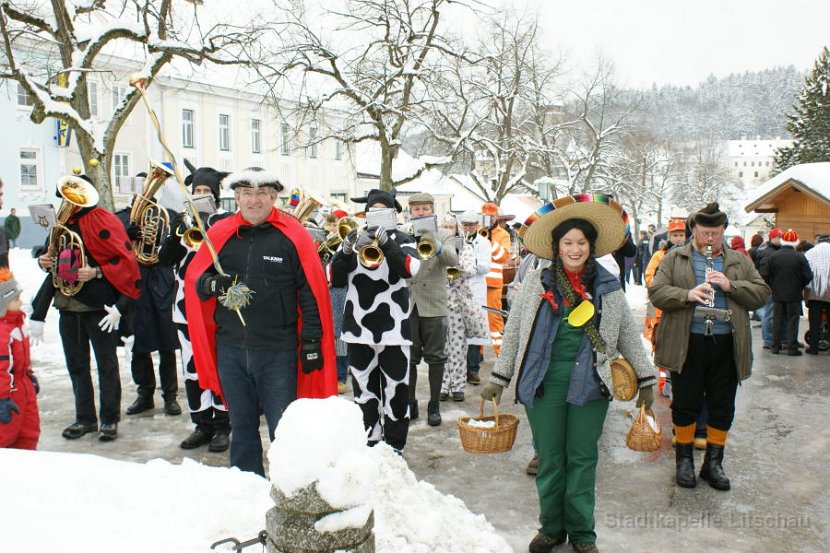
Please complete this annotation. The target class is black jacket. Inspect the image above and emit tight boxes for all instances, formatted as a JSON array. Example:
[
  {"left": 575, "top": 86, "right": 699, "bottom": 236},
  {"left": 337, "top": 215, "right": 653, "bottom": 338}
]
[
  {"left": 766, "top": 246, "right": 813, "bottom": 303},
  {"left": 197, "top": 222, "right": 322, "bottom": 350},
  {"left": 756, "top": 241, "right": 781, "bottom": 284}
]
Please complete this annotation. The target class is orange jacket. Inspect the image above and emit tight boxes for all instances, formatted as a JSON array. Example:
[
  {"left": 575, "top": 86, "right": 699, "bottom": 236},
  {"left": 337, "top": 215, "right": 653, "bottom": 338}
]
[{"left": 486, "top": 226, "right": 511, "bottom": 288}]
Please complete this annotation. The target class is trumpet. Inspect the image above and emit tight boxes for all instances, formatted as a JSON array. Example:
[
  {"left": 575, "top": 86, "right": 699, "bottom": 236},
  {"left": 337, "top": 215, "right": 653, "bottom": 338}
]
[
  {"left": 51, "top": 175, "right": 99, "bottom": 296},
  {"left": 478, "top": 228, "right": 490, "bottom": 240},
  {"left": 175, "top": 212, "right": 204, "bottom": 249},
  {"left": 318, "top": 217, "right": 360, "bottom": 262},
  {"left": 358, "top": 239, "right": 384, "bottom": 270},
  {"left": 447, "top": 266, "right": 462, "bottom": 281},
  {"left": 415, "top": 237, "right": 436, "bottom": 261},
  {"left": 130, "top": 161, "right": 173, "bottom": 265}
]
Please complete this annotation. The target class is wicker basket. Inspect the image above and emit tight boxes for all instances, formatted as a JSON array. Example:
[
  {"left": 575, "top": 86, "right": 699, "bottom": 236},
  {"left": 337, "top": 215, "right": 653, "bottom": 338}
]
[
  {"left": 625, "top": 404, "right": 662, "bottom": 452},
  {"left": 458, "top": 399, "right": 520, "bottom": 454}
]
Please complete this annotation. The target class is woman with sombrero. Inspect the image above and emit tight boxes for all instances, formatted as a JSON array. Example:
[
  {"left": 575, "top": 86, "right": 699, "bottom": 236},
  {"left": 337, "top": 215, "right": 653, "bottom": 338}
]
[{"left": 481, "top": 194, "right": 657, "bottom": 553}]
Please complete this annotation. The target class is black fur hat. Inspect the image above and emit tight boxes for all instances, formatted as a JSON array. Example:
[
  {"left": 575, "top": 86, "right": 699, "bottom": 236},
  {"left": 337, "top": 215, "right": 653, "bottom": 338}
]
[
  {"left": 350, "top": 188, "right": 402, "bottom": 213},
  {"left": 689, "top": 202, "right": 728, "bottom": 228},
  {"left": 184, "top": 159, "right": 228, "bottom": 204}
]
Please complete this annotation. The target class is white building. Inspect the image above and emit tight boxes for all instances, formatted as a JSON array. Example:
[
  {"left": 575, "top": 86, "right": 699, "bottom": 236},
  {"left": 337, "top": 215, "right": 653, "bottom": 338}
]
[{"left": 726, "top": 137, "right": 793, "bottom": 189}]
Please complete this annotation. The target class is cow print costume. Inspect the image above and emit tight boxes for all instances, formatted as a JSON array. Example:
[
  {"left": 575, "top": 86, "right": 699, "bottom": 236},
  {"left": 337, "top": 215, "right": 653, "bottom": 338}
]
[{"left": 330, "top": 229, "right": 421, "bottom": 452}]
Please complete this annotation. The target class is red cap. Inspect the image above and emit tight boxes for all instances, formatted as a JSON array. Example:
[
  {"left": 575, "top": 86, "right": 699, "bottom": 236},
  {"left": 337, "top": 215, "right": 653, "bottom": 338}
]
[
  {"left": 782, "top": 229, "right": 799, "bottom": 244},
  {"left": 332, "top": 209, "right": 348, "bottom": 219},
  {"left": 768, "top": 228, "right": 784, "bottom": 239},
  {"left": 667, "top": 218, "right": 685, "bottom": 233}
]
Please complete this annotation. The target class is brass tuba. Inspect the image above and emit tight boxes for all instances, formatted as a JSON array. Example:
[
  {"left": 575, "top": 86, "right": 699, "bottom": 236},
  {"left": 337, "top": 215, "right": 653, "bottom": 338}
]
[
  {"left": 51, "top": 175, "right": 99, "bottom": 296},
  {"left": 318, "top": 217, "right": 360, "bottom": 262},
  {"left": 130, "top": 161, "right": 173, "bottom": 265}
]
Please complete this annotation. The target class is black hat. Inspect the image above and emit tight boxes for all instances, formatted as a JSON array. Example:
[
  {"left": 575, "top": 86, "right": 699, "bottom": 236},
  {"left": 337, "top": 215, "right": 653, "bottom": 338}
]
[
  {"left": 351, "top": 188, "right": 402, "bottom": 213},
  {"left": 184, "top": 159, "right": 229, "bottom": 204},
  {"left": 689, "top": 202, "right": 728, "bottom": 228}
]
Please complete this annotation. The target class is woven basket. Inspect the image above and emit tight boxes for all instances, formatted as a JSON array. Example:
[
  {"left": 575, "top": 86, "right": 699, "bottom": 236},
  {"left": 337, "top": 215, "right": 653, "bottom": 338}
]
[
  {"left": 458, "top": 399, "right": 519, "bottom": 454},
  {"left": 625, "top": 404, "right": 662, "bottom": 452}
]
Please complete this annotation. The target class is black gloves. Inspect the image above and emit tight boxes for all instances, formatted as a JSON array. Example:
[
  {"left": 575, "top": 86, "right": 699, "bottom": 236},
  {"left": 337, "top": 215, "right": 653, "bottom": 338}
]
[
  {"left": 300, "top": 341, "right": 324, "bottom": 374},
  {"left": 170, "top": 211, "right": 189, "bottom": 235},
  {"left": 341, "top": 229, "right": 358, "bottom": 256},
  {"left": 0, "top": 398, "right": 19, "bottom": 424},
  {"left": 126, "top": 224, "right": 141, "bottom": 241},
  {"left": 29, "top": 374, "right": 40, "bottom": 395},
  {"left": 200, "top": 274, "right": 235, "bottom": 297}
]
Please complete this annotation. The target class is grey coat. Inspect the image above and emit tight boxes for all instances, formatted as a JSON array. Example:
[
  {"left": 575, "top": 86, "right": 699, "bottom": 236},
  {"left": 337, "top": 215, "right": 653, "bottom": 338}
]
[
  {"left": 407, "top": 228, "right": 459, "bottom": 317},
  {"left": 490, "top": 264, "right": 656, "bottom": 407}
]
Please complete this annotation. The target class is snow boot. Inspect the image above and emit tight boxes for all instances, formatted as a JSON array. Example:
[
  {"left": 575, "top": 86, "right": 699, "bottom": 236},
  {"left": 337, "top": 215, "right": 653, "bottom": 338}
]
[
  {"left": 699, "top": 444, "right": 731, "bottom": 491},
  {"left": 675, "top": 443, "right": 696, "bottom": 488}
]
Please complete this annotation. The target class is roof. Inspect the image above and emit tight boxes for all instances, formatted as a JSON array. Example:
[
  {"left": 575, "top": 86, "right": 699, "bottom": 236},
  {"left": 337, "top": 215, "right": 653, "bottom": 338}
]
[
  {"left": 726, "top": 139, "right": 792, "bottom": 158},
  {"left": 744, "top": 162, "right": 830, "bottom": 212}
]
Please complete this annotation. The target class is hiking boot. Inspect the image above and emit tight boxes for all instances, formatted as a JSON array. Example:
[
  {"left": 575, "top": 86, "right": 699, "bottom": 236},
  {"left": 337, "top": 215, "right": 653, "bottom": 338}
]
[
  {"left": 427, "top": 400, "right": 442, "bottom": 427},
  {"left": 409, "top": 400, "right": 419, "bottom": 421},
  {"left": 180, "top": 429, "right": 214, "bottom": 449},
  {"left": 208, "top": 431, "right": 231, "bottom": 453},
  {"left": 62, "top": 422, "right": 98, "bottom": 440},
  {"left": 125, "top": 397, "right": 154, "bottom": 415},
  {"left": 452, "top": 391, "right": 465, "bottom": 402},
  {"left": 466, "top": 372, "right": 481, "bottom": 385},
  {"left": 98, "top": 423, "right": 118, "bottom": 442},
  {"left": 163, "top": 398, "right": 182, "bottom": 416},
  {"left": 675, "top": 443, "right": 696, "bottom": 488},
  {"left": 699, "top": 444, "right": 731, "bottom": 491},
  {"left": 526, "top": 455, "right": 539, "bottom": 476},
  {"left": 438, "top": 392, "right": 449, "bottom": 402},
  {"left": 570, "top": 542, "right": 599, "bottom": 553},
  {"left": 786, "top": 349, "right": 802, "bottom": 356},
  {"left": 528, "top": 532, "right": 565, "bottom": 553}
]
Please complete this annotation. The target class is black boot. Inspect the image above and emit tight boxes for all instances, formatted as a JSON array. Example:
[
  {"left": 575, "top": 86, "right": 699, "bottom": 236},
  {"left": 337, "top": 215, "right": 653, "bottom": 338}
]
[
  {"left": 126, "top": 396, "right": 154, "bottom": 415},
  {"left": 427, "top": 399, "right": 442, "bottom": 427},
  {"left": 699, "top": 444, "right": 731, "bottom": 491},
  {"left": 409, "top": 400, "right": 419, "bottom": 421},
  {"left": 675, "top": 443, "right": 696, "bottom": 488}
]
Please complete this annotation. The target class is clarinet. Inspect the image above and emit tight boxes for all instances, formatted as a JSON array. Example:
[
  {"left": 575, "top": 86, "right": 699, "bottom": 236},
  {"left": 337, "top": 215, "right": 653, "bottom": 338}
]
[{"left": 704, "top": 245, "right": 716, "bottom": 307}]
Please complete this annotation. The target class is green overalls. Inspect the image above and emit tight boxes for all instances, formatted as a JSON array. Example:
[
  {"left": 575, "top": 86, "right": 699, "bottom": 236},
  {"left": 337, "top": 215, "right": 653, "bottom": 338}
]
[{"left": 525, "top": 305, "right": 609, "bottom": 545}]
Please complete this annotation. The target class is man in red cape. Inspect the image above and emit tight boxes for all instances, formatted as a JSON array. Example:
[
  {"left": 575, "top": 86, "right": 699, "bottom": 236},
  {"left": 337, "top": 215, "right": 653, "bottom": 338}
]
[{"left": 184, "top": 168, "right": 335, "bottom": 475}]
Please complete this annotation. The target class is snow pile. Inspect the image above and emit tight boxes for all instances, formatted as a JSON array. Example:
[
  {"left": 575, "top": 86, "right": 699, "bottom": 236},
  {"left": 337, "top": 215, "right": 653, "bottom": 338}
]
[
  {"left": 268, "top": 397, "right": 377, "bottom": 512},
  {"left": 369, "top": 444, "right": 511, "bottom": 553}
]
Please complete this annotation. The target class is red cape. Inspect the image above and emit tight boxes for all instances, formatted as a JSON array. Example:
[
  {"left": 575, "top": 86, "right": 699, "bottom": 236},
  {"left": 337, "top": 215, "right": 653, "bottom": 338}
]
[
  {"left": 77, "top": 207, "right": 141, "bottom": 299},
  {"left": 184, "top": 208, "right": 336, "bottom": 401}
]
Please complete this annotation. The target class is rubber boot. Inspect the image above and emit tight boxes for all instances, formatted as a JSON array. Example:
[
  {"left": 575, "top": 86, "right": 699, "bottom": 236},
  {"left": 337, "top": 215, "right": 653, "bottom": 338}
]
[
  {"left": 699, "top": 444, "right": 731, "bottom": 491},
  {"left": 675, "top": 443, "right": 696, "bottom": 488}
]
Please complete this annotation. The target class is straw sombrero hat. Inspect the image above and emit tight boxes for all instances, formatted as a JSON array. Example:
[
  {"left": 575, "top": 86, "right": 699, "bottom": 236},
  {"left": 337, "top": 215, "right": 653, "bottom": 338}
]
[{"left": 522, "top": 194, "right": 629, "bottom": 259}]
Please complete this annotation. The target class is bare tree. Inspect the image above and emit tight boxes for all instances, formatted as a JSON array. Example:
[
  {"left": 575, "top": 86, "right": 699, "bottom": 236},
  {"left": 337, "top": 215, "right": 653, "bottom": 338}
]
[
  {"left": 0, "top": 0, "right": 261, "bottom": 208},
  {"left": 252, "top": 0, "right": 478, "bottom": 191},
  {"left": 671, "top": 136, "right": 742, "bottom": 219}
]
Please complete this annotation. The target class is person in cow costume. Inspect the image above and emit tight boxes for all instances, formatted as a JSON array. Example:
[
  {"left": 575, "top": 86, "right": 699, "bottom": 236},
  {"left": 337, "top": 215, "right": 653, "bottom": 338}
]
[
  {"left": 185, "top": 168, "right": 336, "bottom": 476},
  {"left": 330, "top": 189, "right": 421, "bottom": 452},
  {"left": 157, "top": 161, "right": 232, "bottom": 452}
]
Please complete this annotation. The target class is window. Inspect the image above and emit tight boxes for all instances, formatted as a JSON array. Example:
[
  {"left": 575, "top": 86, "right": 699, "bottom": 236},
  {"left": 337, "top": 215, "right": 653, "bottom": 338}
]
[
  {"left": 182, "top": 109, "right": 194, "bottom": 148},
  {"left": 219, "top": 114, "right": 230, "bottom": 151},
  {"left": 19, "top": 148, "right": 42, "bottom": 188},
  {"left": 766, "top": 161, "right": 770, "bottom": 167},
  {"left": 281, "top": 123, "right": 291, "bottom": 155},
  {"left": 738, "top": 171, "right": 743, "bottom": 178},
  {"left": 733, "top": 162, "right": 738, "bottom": 167},
  {"left": 751, "top": 161, "right": 755, "bottom": 167},
  {"left": 335, "top": 140, "right": 344, "bottom": 161},
  {"left": 111, "top": 84, "right": 128, "bottom": 113},
  {"left": 308, "top": 126, "right": 318, "bottom": 158},
  {"left": 88, "top": 81, "right": 99, "bottom": 117},
  {"left": 17, "top": 83, "right": 33, "bottom": 107},
  {"left": 251, "top": 118, "right": 261, "bottom": 154},
  {"left": 754, "top": 171, "right": 759, "bottom": 178},
  {"left": 113, "top": 153, "right": 130, "bottom": 191},
  {"left": 743, "top": 162, "right": 747, "bottom": 167}
]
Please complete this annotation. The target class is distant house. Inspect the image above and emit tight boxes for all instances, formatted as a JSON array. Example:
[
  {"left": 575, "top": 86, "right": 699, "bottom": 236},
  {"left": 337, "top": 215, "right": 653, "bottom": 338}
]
[{"left": 744, "top": 162, "right": 830, "bottom": 240}]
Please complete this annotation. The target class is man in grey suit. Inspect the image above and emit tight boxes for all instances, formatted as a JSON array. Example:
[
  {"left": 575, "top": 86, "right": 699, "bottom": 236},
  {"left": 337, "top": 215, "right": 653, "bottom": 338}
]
[{"left": 406, "top": 193, "right": 459, "bottom": 426}]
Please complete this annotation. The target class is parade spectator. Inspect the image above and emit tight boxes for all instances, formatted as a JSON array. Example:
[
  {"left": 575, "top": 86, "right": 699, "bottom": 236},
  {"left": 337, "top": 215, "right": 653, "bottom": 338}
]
[
  {"left": 0, "top": 269, "right": 39, "bottom": 450},
  {"left": 4, "top": 208, "right": 21, "bottom": 248},
  {"left": 767, "top": 230, "right": 813, "bottom": 356},
  {"left": 804, "top": 235, "right": 830, "bottom": 354},
  {"left": 650, "top": 202, "right": 769, "bottom": 491},
  {"left": 756, "top": 228, "right": 783, "bottom": 348},
  {"left": 730, "top": 235, "right": 748, "bottom": 256},
  {"left": 482, "top": 195, "right": 655, "bottom": 553}
]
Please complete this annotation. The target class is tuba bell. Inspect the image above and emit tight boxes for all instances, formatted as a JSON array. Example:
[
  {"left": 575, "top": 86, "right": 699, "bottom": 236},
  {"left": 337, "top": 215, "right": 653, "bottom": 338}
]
[
  {"left": 130, "top": 161, "right": 173, "bottom": 265},
  {"left": 50, "top": 175, "right": 99, "bottom": 296}
]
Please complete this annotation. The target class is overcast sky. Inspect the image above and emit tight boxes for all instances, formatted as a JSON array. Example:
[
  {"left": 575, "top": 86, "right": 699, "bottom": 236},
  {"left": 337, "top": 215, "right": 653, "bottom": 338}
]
[{"left": 483, "top": 0, "right": 829, "bottom": 88}]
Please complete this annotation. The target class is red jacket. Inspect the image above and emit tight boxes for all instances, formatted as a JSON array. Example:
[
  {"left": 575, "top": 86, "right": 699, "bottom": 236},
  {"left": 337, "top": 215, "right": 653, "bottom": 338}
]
[{"left": 0, "top": 311, "right": 31, "bottom": 399}]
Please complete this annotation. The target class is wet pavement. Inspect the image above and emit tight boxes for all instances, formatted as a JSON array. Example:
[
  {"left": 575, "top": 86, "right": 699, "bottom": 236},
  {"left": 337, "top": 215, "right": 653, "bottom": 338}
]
[{"left": 32, "top": 316, "right": 829, "bottom": 553}]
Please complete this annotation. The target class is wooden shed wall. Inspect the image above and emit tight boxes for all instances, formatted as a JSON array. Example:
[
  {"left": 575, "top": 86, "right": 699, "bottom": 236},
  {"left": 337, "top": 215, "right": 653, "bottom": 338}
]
[{"left": 773, "top": 188, "right": 830, "bottom": 239}]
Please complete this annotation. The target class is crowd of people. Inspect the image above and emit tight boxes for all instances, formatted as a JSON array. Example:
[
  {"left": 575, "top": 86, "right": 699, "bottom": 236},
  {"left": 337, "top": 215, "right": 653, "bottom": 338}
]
[{"left": 6, "top": 165, "right": 828, "bottom": 553}]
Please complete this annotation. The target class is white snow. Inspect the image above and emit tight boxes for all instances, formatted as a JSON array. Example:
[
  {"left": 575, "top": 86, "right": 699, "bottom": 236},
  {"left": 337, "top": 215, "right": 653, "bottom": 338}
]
[
  {"left": 743, "top": 162, "right": 830, "bottom": 211},
  {"left": 5, "top": 252, "right": 511, "bottom": 553}
]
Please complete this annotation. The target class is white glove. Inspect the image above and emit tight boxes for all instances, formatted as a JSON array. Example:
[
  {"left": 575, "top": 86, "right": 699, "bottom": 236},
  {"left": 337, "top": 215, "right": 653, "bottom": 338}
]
[
  {"left": 121, "top": 335, "right": 135, "bottom": 365},
  {"left": 98, "top": 305, "right": 122, "bottom": 334},
  {"left": 28, "top": 320, "right": 45, "bottom": 346}
]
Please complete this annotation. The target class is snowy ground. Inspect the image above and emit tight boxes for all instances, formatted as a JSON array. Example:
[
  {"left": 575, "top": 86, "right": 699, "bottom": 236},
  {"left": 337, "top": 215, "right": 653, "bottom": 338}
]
[{"left": 3, "top": 248, "right": 828, "bottom": 553}]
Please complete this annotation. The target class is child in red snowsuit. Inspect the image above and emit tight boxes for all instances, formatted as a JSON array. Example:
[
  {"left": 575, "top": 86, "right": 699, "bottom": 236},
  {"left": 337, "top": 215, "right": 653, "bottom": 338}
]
[{"left": 0, "top": 269, "right": 39, "bottom": 450}]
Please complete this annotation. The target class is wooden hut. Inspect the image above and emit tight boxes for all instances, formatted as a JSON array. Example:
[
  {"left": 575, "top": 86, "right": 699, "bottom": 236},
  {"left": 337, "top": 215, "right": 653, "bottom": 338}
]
[{"left": 744, "top": 162, "right": 830, "bottom": 240}]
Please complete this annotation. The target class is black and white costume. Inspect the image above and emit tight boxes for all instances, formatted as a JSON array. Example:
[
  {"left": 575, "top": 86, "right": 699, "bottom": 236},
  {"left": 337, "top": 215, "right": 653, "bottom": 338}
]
[{"left": 330, "top": 229, "right": 421, "bottom": 451}]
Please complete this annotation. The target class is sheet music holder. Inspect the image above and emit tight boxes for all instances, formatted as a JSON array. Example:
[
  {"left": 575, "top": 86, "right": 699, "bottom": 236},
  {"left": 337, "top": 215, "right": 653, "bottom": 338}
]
[
  {"left": 410, "top": 215, "right": 438, "bottom": 236},
  {"left": 365, "top": 208, "right": 398, "bottom": 231},
  {"left": 28, "top": 204, "right": 57, "bottom": 230},
  {"left": 189, "top": 194, "right": 216, "bottom": 215},
  {"left": 117, "top": 176, "right": 146, "bottom": 196}
]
